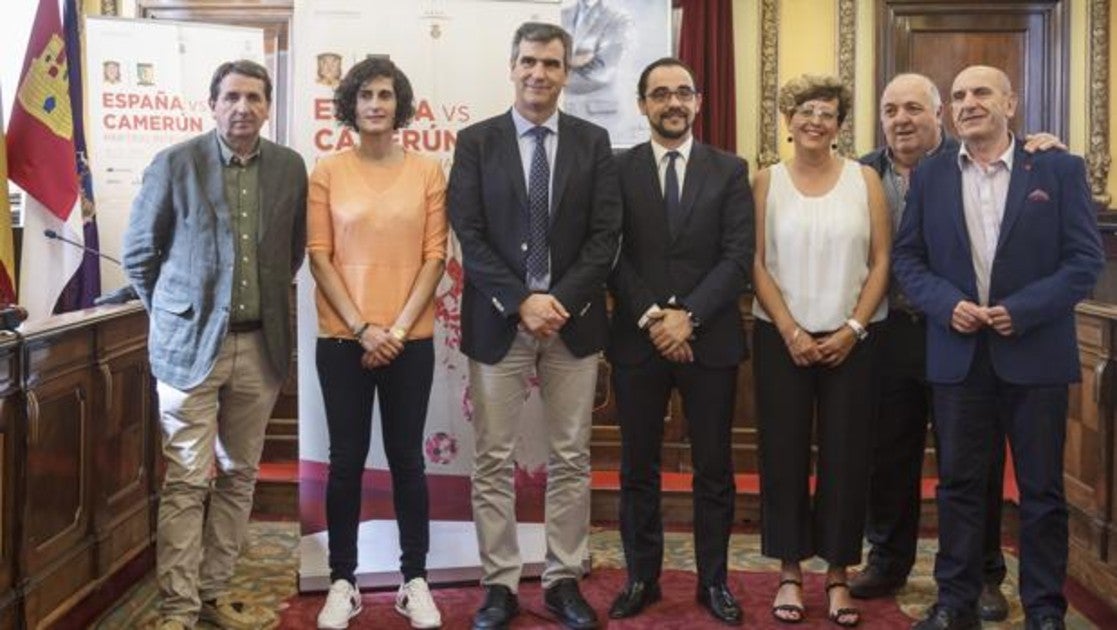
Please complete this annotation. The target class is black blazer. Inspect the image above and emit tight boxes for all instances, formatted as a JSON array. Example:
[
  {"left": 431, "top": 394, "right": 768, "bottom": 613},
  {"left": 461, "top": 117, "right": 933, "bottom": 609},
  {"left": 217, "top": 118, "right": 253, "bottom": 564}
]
[
  {"left": 607, "top": 141, "right": 754, "bottom": 367},
  {"left": 447, "top": 110, "right": 622, "bottom": 364}
]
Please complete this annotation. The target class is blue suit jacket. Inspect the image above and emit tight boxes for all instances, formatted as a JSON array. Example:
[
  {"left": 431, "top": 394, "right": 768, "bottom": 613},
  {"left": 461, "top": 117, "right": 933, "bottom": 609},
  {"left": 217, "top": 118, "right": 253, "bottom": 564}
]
[
  {"left": 892, "top": 142, "right": 1103, "bottom": 385},
  {"left": 122, "top": 131, "right": 308, "bottom": 389},
  {"left": 447, "top": 110, "right": 621, "bottom": 364}
]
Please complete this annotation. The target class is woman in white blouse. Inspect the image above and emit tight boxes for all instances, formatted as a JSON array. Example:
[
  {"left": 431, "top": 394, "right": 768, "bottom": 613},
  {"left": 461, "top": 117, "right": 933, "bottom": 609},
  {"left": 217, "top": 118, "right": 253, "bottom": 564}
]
[{"left": 752, "top": 74, "right": 890, "bottom": 627}]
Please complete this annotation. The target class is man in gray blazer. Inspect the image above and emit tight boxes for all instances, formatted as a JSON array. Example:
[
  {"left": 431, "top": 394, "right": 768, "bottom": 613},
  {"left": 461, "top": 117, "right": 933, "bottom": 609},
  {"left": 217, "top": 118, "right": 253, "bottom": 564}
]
[{"left": 122, "top": 59, "right": 307, "bottom": 630}]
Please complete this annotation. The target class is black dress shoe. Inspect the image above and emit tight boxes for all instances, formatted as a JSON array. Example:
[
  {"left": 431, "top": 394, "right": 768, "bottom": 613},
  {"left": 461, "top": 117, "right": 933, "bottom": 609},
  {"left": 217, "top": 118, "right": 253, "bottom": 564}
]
[
  {"left": 849, "top": 564, "right": 907, "bottom": 599},
  {"left": 978, "top": 583, "right": 1009, "bottom": 621},
  {"left": 1025, "top": 616, "right": 1065, "bottom": 630},
  {"left": 912, "top": 604, "right": 981, "bottom": 630},
  {"left": 472, "top": 584, "right": 519, "bottom": 630},
  {"left": 696, "top": 583, "right": 743, "bottom": 625},
  {"left": 544, "top": 578, "right": 599, "bottom": 629},
  {"left": 608, "top": 580, "right": 661, "bottom": 619}
]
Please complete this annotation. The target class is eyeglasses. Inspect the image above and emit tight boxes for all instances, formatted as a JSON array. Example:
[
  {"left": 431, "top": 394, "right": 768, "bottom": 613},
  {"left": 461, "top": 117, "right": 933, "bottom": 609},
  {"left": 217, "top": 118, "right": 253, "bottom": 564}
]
[
  {"left": 645, "top": 87, "right": 698, "bottom": 104},
  {"left": 794, "top": 105, "right": 838, "bottom": 122}
]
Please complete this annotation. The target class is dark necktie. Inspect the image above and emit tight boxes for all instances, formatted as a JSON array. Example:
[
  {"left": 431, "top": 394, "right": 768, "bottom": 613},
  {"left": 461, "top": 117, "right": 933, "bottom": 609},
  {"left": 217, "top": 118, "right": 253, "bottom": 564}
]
[
  {"left": 527, "top": 126, "right": 551, "bottom": 286},
  {"left": 665, "top": 150, "right": 682, "bottom": 234}
]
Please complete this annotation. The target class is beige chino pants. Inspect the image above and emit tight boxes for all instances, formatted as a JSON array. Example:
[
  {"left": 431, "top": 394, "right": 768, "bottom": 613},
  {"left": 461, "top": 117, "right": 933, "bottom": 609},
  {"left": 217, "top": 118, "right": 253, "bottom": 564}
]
[{"left": 155, "top": 330, "right": 282, "bottom": 624}]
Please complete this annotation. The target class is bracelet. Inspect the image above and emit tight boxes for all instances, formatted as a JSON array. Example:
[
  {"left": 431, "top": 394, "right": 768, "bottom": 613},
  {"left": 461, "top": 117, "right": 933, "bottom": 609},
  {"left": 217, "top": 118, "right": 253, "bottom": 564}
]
[
  {"left": 789, "top": 328, "right": 801, "bottom": 344},
  {"left": 845, "top": 318, "right": 869, "bottom": 342},
  {"left": 389, "top": 326, "right": 407, "bottom": 342},
  {"left": 352, "top": 322, "right": 370, "bottom": 339}
]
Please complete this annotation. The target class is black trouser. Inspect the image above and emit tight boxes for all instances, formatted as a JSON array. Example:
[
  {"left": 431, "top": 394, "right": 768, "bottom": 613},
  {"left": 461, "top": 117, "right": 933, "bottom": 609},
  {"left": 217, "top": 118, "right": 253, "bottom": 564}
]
[
  {"left": 932, "top": 334, "right": 1067, "bottom": 619},
  {"left": 754, "top": 320, "right": 877, "bottom": 566},
  {"left": 316, "top": 337, "right": 434, "bottom": 583},
  {"left": 613, "top": 354, "right": 738, "bottom": 586},
  {"left": 865, "top": 311, "right": 1006, "bottom": 584}
]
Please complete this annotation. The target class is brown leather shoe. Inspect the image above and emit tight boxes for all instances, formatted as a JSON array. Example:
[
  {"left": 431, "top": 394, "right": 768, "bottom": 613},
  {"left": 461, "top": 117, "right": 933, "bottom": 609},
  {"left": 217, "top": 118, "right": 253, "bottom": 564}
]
[
  {"left": 199, "top": 596, "right": 277, "bottom": 629},
  {"left": 849, "top": 564, "right": 906, "bottom": 599}
]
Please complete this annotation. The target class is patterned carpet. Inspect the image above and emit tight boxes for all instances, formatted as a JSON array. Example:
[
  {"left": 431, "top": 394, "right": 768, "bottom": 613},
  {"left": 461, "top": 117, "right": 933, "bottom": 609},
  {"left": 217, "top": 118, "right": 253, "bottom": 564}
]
[{"left": 94, "top": 522, "right": 1103, "bottom": 628}]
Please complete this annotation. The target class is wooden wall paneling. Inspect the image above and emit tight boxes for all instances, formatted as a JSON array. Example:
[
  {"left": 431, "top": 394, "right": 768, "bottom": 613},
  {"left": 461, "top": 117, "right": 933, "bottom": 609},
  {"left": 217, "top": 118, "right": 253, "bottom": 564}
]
[
  {"left": 20, "top": 329, "right": 96, "bottom": 629},
  {"left": 732, "top": 310, "right": 758, "bottom": 473},
  {"left": 875, "top": 0, "right": 1069, "bottom": 144},
  {"left": 1068, "top": 306, "right": 1114, "bottom": 560},
  {"left": 0, "top": 336, "right": 21, "bottom": 630},
  {"left": 92, "top": 311, "right": 154, "bottom": 578}
]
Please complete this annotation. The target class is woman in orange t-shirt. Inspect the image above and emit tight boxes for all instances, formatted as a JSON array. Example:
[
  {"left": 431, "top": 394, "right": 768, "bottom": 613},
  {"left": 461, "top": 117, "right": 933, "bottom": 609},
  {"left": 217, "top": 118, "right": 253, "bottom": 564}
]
[{"left": 307, "top": 58, "right": 447, "bottom": 630}]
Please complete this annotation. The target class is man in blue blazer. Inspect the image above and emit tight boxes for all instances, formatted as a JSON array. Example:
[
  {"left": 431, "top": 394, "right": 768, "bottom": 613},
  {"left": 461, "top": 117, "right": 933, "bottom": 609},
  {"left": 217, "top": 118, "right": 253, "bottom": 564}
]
[
  {"left": 123, "top": 60, "right": 307, "bottom": 630},
  {"left": 893, "top": 65, "right": 1103, "bottom": 630},
  {"left": 447, "top": 22, "right": 621, "bottom": 630},
  {"left": 606, "top": 57, "right": 752, "bottom": 625}
]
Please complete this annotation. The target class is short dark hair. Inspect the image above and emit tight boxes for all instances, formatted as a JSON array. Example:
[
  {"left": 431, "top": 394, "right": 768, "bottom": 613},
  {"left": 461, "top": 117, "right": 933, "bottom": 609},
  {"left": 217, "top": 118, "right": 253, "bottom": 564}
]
[
  {"left": 510, "top": 22, "right": 572, "bottom": 69},
  {"left": 333, "top": 57, "right": 416, "bottom": 131},
  {"left": 637, "top": 57, "right": 698, "bottom": 99},
  {"left": 209, "top": 60, "right": 272, "bottom": 105}
]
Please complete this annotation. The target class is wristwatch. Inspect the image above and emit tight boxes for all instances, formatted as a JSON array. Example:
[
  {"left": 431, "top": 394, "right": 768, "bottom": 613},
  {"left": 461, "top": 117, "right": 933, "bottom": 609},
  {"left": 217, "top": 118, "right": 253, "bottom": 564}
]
[{"left": 846, "top": 318, "right": 868, "bottom": 342}]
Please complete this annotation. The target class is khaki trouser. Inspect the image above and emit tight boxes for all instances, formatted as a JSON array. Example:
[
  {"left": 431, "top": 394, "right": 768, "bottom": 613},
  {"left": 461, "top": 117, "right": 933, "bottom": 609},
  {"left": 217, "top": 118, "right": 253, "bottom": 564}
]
[
  {"left": 469, "top": 331, "right": 597, "bottom": 590},
  {"left": 155, "top": 330, "right": 282, "bottom": 623}
]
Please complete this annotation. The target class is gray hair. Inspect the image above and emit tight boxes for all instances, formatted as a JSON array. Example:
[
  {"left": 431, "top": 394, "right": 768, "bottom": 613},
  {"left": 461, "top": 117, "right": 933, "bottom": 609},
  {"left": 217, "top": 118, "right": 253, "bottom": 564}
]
[{"left": 510, "top": 22, "right": 572, "bottom": 69}]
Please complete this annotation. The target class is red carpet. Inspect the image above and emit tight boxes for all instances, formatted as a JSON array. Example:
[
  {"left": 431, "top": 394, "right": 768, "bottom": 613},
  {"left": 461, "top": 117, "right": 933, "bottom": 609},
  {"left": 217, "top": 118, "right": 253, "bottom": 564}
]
[{"left": 277, "top": 568, "right": 915, "bottom": 628}]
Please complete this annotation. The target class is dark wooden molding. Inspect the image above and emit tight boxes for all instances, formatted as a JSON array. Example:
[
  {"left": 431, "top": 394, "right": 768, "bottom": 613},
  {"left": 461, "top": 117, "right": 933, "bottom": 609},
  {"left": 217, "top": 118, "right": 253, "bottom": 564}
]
[{"left": 875, "top": 0, "right": 1070, "bottom": 147}]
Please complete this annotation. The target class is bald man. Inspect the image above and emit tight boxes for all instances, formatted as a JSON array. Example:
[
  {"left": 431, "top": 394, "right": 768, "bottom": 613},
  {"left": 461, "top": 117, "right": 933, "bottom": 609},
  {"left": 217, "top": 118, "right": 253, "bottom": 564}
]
[
  {"left": 893, "top": 65, "right": 1103, "bottom": 630},
  {"left": 853, "top": 74, "right": 1009, "bottom": 621}
]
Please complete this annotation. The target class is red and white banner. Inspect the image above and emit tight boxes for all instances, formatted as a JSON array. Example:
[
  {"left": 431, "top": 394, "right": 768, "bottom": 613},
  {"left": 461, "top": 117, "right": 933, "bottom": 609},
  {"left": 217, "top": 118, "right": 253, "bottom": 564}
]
[{"left": 293, "top": 0, "right": 564, "bottom": 590}]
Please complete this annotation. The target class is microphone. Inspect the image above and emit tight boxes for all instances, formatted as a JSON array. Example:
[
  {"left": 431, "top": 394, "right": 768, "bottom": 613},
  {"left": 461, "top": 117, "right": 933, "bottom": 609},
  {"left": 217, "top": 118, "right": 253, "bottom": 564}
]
[
  {"left": 43, "top": 229, "right": 138, "bottom": 306},
  {"left": 93, "top": 285, "right": 138, "bottom": 306},
  {"left": 43, "top": 229, "right": 122, "bottom": 265}
]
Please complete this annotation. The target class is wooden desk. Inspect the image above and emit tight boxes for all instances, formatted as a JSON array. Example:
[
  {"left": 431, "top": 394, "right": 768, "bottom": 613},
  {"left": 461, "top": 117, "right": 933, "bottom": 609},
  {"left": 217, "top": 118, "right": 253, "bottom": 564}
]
[{"left": 1, "top": 304, "right": 158, "bottom": 629}]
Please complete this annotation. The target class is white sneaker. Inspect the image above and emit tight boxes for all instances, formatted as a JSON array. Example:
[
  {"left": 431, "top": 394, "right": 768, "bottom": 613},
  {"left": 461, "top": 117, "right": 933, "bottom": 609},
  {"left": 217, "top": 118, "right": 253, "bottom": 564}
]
[
  {"left": 317, "top": 579, "right": 361, "bottom": 629},
  {"left": 395, "top": 577, "right": 442, "bottom": 629}
]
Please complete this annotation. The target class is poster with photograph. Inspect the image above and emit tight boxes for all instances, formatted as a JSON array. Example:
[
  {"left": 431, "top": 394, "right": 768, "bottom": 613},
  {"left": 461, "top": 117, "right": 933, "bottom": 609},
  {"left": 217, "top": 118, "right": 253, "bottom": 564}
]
[{"left": 560, "top": 0, "right": 672, "bottom": 147}]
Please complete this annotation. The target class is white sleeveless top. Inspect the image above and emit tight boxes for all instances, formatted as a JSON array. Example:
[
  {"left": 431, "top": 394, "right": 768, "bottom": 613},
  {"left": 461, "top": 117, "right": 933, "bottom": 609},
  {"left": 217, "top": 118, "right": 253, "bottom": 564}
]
[{"left": 752, "top": 159, "right": 887, "bottom": 332}]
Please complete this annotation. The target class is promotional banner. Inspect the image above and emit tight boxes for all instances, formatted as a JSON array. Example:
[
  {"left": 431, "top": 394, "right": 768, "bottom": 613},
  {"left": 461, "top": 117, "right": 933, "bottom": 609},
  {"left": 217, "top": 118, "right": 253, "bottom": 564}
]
[
  {"left": 293, "top": 0, "right": 566, "bottom": 589},
  {"left": 83, "top": 16, "right": 266, "bottom": 292},
  {"left": 560, "top": 0, "right": 672, "bottom": 147}
]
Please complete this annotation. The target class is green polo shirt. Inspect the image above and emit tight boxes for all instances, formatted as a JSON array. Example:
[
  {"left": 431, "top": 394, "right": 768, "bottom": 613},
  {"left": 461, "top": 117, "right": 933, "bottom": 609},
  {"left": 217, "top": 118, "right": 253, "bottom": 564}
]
[{"left": 216, "top": 133, "right": 263, "bottom": 324}]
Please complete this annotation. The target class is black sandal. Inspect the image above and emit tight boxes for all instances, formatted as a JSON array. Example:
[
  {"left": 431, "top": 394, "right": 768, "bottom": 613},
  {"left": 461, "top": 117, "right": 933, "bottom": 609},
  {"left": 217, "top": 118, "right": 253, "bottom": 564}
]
[
  {"left": 825, "top": 582, "right": 861, "bottom": 627},
  {"left": 772, "top": 577, "right": 805, "bottom": 624}
]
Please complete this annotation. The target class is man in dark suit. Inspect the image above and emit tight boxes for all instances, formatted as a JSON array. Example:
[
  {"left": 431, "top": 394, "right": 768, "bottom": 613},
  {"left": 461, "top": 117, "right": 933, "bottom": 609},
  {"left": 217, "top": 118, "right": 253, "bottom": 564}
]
[
  {"left": 447, "top": 22, "right": 621, "bottom": 630},
  {"left": 605, "top": 57, "right": 753, "bottom": 625},
  {"left": 122, "top": 60, "right": 307, "bottom": 630},
  {"left": 893, "top": 65, "right": 1103, "bottom": 630}
]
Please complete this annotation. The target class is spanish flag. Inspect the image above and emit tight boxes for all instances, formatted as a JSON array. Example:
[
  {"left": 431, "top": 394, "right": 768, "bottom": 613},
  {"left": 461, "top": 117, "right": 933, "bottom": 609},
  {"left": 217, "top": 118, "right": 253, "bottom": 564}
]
[
  {"left": 0, "top": 87, "right": 15, "bottom": 305},
  {"left": 6, "top": 0, "right": 84, "bottom": 322}
]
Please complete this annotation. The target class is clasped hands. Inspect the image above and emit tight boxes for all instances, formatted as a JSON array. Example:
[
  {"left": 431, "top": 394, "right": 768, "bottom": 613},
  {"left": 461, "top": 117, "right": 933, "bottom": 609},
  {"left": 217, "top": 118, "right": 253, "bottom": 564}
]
[
  {"left": 952, "top": 300, "right": 1014, "bottom": 336},
  {"left": 782, "top": 324, "right": 856, "bottom": 368},
  {"left": 518, "top": 293, "right": 569, "bottom": 339},
  {"left": 358, "top": 325, "right": 404, "bottom": 369},
  {"left": 646, "top": 308, "right": 694, "bottom": 363}
]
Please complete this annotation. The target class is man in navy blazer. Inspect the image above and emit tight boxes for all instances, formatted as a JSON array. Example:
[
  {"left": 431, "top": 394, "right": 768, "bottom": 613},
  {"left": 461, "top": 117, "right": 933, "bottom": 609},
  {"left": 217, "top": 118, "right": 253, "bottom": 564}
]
[
  {"left": 893, "top": 65, "right": 1103, "bottom": 630},
  {"left": 605, "top": 57, "right": 752, "bottom": 625},
  {"left": 123, "top": 60, "right": 307, "bottom": 629},
  {"left": 447, "top": 22, "right": 621, "bottom": 630}
]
